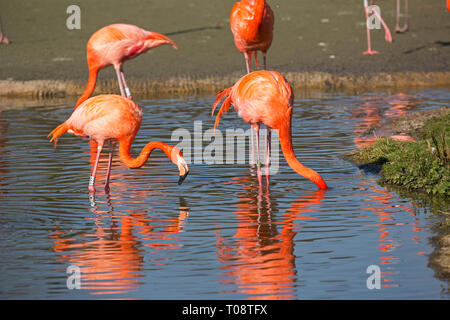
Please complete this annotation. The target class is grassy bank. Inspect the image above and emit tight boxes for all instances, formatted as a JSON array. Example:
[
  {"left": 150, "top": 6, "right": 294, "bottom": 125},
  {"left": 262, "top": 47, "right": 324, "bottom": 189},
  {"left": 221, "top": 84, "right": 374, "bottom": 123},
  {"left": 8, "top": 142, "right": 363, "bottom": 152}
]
[{"left": 345, "top": 107, "right": 450, "bottom": 196}]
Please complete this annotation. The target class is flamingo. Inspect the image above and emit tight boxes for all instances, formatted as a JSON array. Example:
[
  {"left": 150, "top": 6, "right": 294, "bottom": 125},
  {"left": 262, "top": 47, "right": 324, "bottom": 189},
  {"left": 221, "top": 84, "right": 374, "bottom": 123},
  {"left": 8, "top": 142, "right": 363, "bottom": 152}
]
[
  {"left": 75, "top": 24, "right": 178, "bottom": 107},
  {"left": 0, "top": 17, "right": 9, "bottom": 44},
  {"left": 230, "top": 0, "right": 274, "bottom": 74},
  {"left": 48, "top": 95, "right": 189, "bottom": 193},
  {"left": 363, "top": 0, "right": 393, "bottom": 55},
  {"left": 211, "top": 70, "right": 328, "bottom": 190},
  {"left": 395, "top": 0, "right": 408, "bottom": 33}
]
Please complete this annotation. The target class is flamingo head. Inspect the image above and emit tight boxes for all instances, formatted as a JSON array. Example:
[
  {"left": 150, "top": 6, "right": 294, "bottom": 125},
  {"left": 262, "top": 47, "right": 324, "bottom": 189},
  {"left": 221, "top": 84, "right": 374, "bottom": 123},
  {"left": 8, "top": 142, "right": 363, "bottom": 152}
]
[
  {"left": 145, "top": 32, "right": 178, "bottom": 50},
  {"left": 169, "top": 147, "right": 189, "bottom": 185}
]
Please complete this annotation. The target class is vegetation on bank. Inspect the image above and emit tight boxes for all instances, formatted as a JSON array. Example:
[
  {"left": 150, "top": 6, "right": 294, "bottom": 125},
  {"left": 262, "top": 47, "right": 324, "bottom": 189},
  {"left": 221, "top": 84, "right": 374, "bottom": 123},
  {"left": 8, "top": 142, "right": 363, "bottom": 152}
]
[{"left": 346, "top": 110, "right": 450, "bottom": 196}]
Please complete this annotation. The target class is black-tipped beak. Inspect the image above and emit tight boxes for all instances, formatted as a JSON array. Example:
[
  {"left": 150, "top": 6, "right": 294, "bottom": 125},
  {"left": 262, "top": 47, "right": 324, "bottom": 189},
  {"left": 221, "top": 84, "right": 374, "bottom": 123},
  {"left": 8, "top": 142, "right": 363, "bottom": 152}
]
[{"left": 178, "top": 170, "right": 189, "bottom": 185}]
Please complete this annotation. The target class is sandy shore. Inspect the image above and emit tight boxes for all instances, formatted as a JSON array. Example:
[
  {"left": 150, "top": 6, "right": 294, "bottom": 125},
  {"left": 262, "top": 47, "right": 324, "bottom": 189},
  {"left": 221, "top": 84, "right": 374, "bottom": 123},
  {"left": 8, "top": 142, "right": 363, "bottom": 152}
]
[{"left": 0, "top": 0, "right": 449, "bottom": 98}]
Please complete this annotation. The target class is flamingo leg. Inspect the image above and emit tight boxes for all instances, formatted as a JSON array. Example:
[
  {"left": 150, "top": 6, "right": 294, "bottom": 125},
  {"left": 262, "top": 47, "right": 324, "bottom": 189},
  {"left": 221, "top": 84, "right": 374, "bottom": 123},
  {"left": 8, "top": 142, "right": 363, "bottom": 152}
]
[
  {"left": 371, "top": 5, "right": 393, "bottom": 42},
  {"left": 244, "top": 52, "right": 251, "bottom": 74},
  {"left": 263, "top": 52, "right": 267, "bottom": 70},
  {"left": 114, "top": 64, "right": 126, "bottom": 97},
  {"left": 363, "top": 2, "right": 378, "bottom": 55},
  {"left": 253, "top": 124, "right": 262, "bottom": 185},
  {"left": 89, "top": 142, "right": 103, "bottom": 193},
  {"left": 0, "top": 17, "right": 9, "bottom": 44},
  {"left": 250, "top": 126, "right": 255, "bottom": 165},
  {"left": 104, "top": 140, "right": 116, "bottom": 193},
  {"left": 395, "top": 0, "right": 408, "bottom": 33},
  {"left": 119, "top": 66, "right": 132, "bottom": 99},
  {"left": 265, "top": 128, "right": 271, "bottom": 185}
]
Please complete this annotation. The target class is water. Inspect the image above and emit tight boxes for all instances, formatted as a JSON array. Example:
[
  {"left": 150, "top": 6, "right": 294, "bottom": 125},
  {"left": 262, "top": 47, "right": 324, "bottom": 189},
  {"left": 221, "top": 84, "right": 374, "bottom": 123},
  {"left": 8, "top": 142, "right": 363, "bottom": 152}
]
[{"left": 0, "top": 88, "right": 449, "bottom": 300}]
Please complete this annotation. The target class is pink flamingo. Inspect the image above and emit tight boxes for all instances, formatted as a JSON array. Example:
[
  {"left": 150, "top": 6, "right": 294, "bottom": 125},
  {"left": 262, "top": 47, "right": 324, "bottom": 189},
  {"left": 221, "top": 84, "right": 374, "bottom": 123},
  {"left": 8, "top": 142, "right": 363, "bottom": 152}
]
[
  {"left": 0, "top": 17, "right": 9, "bottom": 44},
  {"left": 76, "top": 24, "right": 178, "bottom": 107},
  {"left": 363, "top": 0, "right": 393, "bottom": 55},
  {"left": 48, "top": 95, "right": 189, "bottom": 193}
]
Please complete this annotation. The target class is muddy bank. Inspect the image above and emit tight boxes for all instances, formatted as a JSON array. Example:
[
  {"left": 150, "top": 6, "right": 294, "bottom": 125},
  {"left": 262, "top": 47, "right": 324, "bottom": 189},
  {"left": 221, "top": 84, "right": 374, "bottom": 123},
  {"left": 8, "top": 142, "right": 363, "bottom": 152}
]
[
  {"left": 1, "top": 71, "right": 450, "bottom": 100},
  {"left": 0, "top": 0, "right": 449, "bottom": 97}
]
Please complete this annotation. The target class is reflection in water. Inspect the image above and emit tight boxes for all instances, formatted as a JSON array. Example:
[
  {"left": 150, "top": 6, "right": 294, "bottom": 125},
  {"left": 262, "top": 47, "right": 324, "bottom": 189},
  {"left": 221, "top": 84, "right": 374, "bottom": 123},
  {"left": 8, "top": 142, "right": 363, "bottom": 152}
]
[
  {"left": 216, "top": 174, "right": 324, "bottom": 300},
  {"left": 0, "top": 89, "right": 448, "bottom": 299},
  {"left": 352, "top": 93, "right": 420, "bottom": 148},
  {"left": 351, "top": 93, "right": 425, "bottom": 288},
  {"left": 0, "top": 112, "right": 8, "bottom": 197},
  {"left": 51, "top": 147, "right": 190, "bottom": 296}
]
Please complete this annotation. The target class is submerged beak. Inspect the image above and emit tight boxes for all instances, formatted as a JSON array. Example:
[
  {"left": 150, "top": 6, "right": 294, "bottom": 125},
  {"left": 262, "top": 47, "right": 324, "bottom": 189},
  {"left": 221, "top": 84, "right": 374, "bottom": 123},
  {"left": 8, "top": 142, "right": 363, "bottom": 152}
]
[
  {"left": 176, "top": 156, "right": 189, "bottom": 185},
  {"left": 178, "top": 169, "right": 189, "bottom": 185}
]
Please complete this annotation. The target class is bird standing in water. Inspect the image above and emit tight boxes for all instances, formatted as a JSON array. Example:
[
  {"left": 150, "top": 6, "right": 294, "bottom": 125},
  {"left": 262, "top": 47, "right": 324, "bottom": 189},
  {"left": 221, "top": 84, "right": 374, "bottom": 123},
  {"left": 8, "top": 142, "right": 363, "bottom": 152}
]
[
  {"left": 49, "top": 95, "right": 189, "bottom": 193},
  {"left": 212, "top": 70, "right": 328, "bottom": 190},
  {"left": 230, "top": 0, "right": 274, "bottom": 73},
  {"left": 75, "top": 24, "right": 178, "bottom": 107}
]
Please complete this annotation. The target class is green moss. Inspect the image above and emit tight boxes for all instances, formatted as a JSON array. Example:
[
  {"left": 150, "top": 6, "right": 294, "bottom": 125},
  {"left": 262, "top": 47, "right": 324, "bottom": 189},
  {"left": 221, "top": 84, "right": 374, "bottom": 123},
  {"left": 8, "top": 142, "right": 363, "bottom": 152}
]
[{"left": 346, "top": 111, "right": 450, "bottom": 196}]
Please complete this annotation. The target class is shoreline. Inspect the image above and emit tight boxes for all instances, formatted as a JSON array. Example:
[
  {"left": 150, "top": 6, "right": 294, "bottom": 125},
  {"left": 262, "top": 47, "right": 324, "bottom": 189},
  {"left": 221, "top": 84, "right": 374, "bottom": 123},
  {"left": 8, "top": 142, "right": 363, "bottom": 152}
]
[{"left": 1, "top": 71, "right": 450, "bottom": 99}]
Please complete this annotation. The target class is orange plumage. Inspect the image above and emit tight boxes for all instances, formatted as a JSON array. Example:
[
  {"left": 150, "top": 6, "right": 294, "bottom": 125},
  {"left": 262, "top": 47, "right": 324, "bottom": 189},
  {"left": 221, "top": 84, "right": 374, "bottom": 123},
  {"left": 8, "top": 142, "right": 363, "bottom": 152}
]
[
  {"left": 49, "top": 95, "right": 189, "bottom": 193},
  {"left": 230, "top": 0, "right": 274, "bottom": 73},
  {"left": 212, "top": 70, "right": 327, "bottom": 190},
  {"left": 76, "top": 24, "right": 178, "bottom": 107}
]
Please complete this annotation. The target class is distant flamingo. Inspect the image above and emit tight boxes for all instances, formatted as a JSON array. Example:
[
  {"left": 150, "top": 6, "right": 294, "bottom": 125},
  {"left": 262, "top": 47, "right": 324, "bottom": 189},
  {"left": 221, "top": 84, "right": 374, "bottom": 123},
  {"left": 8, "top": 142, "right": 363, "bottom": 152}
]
[
  {"left": 75, "top": 24, "right": 178, "bottom": 107},
  {"left": 49, "top": 95, "right": 189, "bottom": 193},
  {"left": 212, "top": 70, "right": 328, "bottom": 190},
  {"left": 230, "top": 0, "right": 274, "bottom": 73},
  {"left": 395, "top": 0, "right": 408, "bottom": 33},
  {"left": 363, "top": 0, "right": 393, "bottom": 55},
  {"left": 0, "top": 17, "right": 9, "bottom": 44}
]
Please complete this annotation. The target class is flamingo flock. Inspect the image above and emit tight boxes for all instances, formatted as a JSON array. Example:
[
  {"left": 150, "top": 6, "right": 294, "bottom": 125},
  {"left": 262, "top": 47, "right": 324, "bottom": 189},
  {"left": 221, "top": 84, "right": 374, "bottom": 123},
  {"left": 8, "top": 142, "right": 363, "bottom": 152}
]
[{"left": 48, "top": 0, "right": 412, "bottom": 193}]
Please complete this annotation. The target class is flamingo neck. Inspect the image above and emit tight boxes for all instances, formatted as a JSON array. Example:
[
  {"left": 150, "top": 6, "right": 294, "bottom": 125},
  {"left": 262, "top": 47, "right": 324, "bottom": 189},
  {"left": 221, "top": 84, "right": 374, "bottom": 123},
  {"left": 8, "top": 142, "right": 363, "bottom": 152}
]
[
  {"left": 278, "top": 123, "right": 328, "bottom": 190},
  {"left": 75, "top": 67, "right": 98, "bottom": 108},
  {"left": 118, "top": 138, "right": 174, "bottom": 169}
]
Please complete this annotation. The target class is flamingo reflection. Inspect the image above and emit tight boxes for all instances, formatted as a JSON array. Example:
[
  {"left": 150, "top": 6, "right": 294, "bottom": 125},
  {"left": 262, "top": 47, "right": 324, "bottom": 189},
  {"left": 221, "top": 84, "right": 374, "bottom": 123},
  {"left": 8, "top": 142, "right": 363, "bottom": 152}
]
[
  {"left": 352, "top": 93, "right": 420, "bottom": 148},
  {"left": 0, "top": 111, "right": 9, "bottom": 198},
  {"left": 216, "top": 174, "right": 324, "bottom": 299},
  {"left": 355, "top": 175, "right": 422, "bottom": 288},
  {"left": 351, "top": 93, "right": 423, "bottom": 287},
  {"left": 51, "top": 179, "right": 189, "bottom": 296}
]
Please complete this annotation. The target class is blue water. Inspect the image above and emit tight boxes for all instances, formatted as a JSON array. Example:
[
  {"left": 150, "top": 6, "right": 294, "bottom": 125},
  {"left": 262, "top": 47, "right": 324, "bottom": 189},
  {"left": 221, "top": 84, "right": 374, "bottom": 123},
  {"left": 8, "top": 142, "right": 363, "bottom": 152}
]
[{"left": 0, "top": 88, "right": 448, "bottom": 299}]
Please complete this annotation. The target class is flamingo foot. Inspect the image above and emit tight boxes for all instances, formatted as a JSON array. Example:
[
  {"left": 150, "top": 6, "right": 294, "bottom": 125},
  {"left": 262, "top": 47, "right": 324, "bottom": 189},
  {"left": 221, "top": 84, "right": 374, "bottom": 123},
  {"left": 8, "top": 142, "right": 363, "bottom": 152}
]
[{"left": 363, "top": 49, "right": 379, "bottom": 55}]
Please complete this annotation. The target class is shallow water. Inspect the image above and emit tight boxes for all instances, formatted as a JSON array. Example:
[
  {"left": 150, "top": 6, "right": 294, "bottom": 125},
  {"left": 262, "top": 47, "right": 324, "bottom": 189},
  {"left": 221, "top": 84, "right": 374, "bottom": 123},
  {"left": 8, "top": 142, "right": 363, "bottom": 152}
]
[{"left": 0, "top": 88, "right": 449, "bottom": 299}]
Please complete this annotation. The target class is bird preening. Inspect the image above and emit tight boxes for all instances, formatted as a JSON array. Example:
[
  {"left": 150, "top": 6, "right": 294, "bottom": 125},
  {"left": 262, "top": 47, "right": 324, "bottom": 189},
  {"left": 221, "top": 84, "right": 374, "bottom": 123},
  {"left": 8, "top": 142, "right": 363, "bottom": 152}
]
[{"left": 75, "top": 23, "right": 178, "bottom": 107}]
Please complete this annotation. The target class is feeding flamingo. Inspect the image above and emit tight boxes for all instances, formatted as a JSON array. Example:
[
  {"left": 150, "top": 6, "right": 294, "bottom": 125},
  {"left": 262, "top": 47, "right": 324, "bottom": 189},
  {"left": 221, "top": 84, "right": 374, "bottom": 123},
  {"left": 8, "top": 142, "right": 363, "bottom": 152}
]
[
  {"left": 48, "top": 95, "right": 189, "bottom": 193},
  {"left": 363, "top": 0, "right": 393, "bottom": 55},
  {"left": 211, "top": 70, "right": 328, "bottom": 190},
  {"left": 230, "top": 0, "right": 274, "bottom": 73},
  {"left": 75, "top": 24, "right": 178, "bottom": 107}
]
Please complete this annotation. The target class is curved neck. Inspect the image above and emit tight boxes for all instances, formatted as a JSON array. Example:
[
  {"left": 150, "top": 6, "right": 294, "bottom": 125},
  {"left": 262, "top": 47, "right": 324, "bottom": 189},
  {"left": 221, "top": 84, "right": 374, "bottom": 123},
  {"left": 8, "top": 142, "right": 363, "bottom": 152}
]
[
  {"left": 75, "top": 67, "right": 98, "bottom": 108},
  {"left": 118, "top": 137, "right": 173, "bottom": 169},
  {"left": 278, "top": 122, "right": 328, "bottom": 190}
]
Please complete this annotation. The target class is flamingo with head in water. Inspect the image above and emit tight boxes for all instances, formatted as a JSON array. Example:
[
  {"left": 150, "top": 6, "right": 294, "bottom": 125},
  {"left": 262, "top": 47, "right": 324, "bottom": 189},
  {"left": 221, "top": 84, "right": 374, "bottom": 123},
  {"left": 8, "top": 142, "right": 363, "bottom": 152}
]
[
  {"left": 49, "top": 95, "right": 189, "bottom": 193},
  {"left": 212, "top": 70, "right": 328, "bottom": 190}
]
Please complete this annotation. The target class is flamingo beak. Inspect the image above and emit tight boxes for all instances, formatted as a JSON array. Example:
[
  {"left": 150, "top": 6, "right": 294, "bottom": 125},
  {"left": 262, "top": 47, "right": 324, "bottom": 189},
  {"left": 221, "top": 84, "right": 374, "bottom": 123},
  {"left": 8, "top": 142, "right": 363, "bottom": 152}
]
[
  {"left": 178, "top": 169, "right": 189, "bottom": 185},
  {"left": 146, "top": 32, "right": 178, "bottom": 50},
  {"left": 176, "top": 155, "right": 189, "bottom": 185}
]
